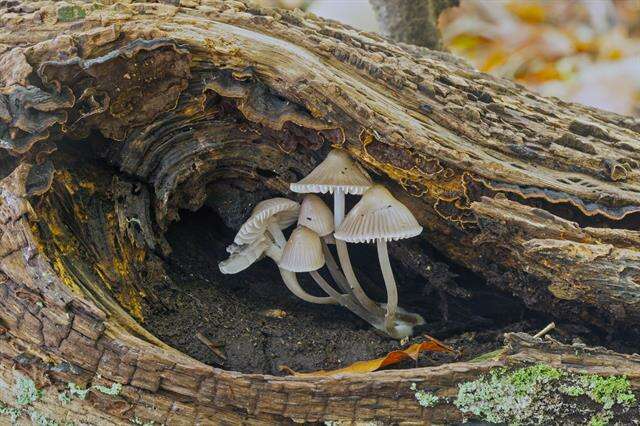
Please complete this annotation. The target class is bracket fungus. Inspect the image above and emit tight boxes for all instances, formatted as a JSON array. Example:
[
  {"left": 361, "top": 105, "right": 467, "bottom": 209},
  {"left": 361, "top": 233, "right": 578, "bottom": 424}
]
[{"left": 220, "top": 149, "right": 425, "bottom": 339}]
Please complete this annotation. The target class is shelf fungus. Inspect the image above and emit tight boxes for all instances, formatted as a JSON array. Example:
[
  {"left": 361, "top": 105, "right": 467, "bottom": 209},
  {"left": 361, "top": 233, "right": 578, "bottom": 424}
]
[{"left": 220, "top": 149, "right": 425, "bottom": 339}]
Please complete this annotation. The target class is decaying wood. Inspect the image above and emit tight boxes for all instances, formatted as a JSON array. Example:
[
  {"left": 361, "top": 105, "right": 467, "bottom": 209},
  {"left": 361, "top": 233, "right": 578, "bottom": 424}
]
[{"left": 0, "top": 0, "right": 639, "bottom": 423}]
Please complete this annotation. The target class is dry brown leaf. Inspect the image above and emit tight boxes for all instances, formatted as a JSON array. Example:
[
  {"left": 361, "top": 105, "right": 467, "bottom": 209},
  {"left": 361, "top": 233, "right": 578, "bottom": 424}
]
[{"left": 279, "top": 335, "right": 455, "bottom": 377}]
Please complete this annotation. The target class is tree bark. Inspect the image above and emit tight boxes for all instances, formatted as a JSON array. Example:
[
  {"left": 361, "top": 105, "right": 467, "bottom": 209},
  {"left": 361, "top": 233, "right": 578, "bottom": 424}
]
[
  {"left": 369, "top": 0, "right": 459, "bottom": 49},
  {"left": 0, "top": 0, "right": 639, "bottom": 423}
]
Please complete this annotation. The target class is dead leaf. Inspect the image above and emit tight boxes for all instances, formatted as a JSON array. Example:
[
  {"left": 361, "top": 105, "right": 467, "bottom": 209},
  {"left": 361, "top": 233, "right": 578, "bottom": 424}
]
[
  {"left": 262, "top": 309, "right": 287, "bottom": 318},
  {"left": 279, "top": 335, "right": 456, "bottom": 377}
]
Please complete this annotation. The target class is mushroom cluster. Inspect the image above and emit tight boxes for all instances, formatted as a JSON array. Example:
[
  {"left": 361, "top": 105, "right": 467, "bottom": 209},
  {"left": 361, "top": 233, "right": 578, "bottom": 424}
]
[{"left": 219, "top": 149, "right": 425, "bottom": 339}]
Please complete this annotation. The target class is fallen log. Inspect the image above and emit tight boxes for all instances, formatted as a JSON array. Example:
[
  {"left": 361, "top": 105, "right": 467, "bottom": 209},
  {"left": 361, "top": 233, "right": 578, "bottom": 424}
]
[{"left": 0, "top": 0, "right": 639, "bottom": 423}]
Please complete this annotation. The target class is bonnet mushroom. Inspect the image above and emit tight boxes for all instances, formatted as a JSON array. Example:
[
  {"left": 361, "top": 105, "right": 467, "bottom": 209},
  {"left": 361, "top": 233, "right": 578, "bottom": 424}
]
[
  {"left": 278, "top": 225, "right": 335, "bottom": 304},
  {"left": 297, "top": 194, "right": 352, "bottom": 294},
  {"left": 279, "top": 225, "right": 384, "bottom": 325},
  {"left": 290, "top": 149, "right": 384, "bottom": 318},
  {"left": 220, "top": 197, "right": 338, "bottom": 305},
  {"left": 219, "top": 198, "right": 298, "bottom": 273},
  {"left": 335, "top": 184, "right": 425, "bottom": 338}
]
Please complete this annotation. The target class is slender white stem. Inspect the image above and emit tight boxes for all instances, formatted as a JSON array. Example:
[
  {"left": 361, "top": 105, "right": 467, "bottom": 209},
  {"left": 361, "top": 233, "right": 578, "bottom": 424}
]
[
  {"left": 267, "top": 222, "right": 287, "bottom": 248},
  {"left": 321, "top": 237, "right": 352, "bottom": 294},
  {"left": 334, "top": 190, "right": 386, "bottom": 317},
  {"left": 309, "top": 271, "right": 382, "bottom": 326},
  {"left": 377, "top": 240, "right": 398, "bottom": 334},
  {"left": 279, "top": 269, "right": 336, "bottom": 304}
]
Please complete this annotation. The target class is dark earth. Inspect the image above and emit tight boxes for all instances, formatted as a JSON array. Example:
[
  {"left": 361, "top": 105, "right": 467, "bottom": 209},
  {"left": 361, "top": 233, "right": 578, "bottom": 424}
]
[{"left": 142, "top": 206, "right": 640, "bottom": 375}]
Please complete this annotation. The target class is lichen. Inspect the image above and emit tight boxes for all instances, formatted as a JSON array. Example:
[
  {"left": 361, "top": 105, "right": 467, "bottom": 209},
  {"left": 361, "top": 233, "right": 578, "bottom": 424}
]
[
  {"left": 67, "top": 383, "right": 89, "bottom": 400},
  {"left": 57, "top": 5, "right": 86, "bottom": 22},
  {"left": 15, "top": 376, "right": 43, "bottom": 406},
  {"left": 410, "top": 383, "right": 440, "bottom": 408},
  {"left": 0, "top": 403, "right": 23, "bottom": 423},
  {"left": 93, "top": 382, "right": 122, "bottom": 396},
  {"left": 453, "top": 364, "right": 638, "bottom": 425},
  {"left": 29, "top": 409, "right": 60, "bottom": 426},
  {"left": 58, "top": 391, "right": 71, "bottom": 405}
]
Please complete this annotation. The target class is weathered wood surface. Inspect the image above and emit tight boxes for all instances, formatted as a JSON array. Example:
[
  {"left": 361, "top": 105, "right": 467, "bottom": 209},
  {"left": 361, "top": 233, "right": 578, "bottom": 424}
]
[{"left": 0, "top": 0, "right": 639, "bottom": 423}]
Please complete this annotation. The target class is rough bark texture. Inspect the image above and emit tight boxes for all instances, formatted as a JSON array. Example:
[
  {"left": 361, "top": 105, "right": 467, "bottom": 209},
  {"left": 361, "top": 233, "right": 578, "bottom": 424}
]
[
  {"left": 0, "top": 0, "right": 640, "bottom": 423},
  {"left": 369, "top": 0, "right": 459, "bottom": 49}
]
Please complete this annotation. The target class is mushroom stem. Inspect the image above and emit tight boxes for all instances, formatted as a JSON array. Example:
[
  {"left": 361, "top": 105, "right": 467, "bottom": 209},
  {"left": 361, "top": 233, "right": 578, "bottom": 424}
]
[
  {"left": 376, "top": 240, "right": 398, "bottom": 334},
  {"left": 267, "top": 222, "right": 287, "bottom": 248},
  {"left": 321, "top": 238, "right": 352, "bottom": 294},
  {"left": 309, "top": 271, "right": 383, "bottom": 326},
  {"left": 279, "top": 269, "right": 336, "bottom": 305},
  {"left": 333, "top": 190, "right": 386, "bottom": 317}
]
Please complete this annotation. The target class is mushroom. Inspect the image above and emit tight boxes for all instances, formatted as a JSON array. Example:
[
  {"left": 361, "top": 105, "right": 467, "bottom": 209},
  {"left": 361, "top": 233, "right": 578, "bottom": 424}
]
[
  {"left": 335, "top": 184, "right": 425, "bottom": 338},
  {"left": 290, "top": 149, "right": 384, "bottom": 317},
  {"left": 279, "top": 225, "right": 384, "bottom": 325},
  {"left": 233, "top": 197, "right": 299, "bottom": 249},
  {"left": 297, "top": 194, "right": 351, "bottom": 293},
  {"left": 219, "top": 198, "right": 299, "bottom": 274},
  {"left": 278, "top": 225, "right": 335, "bottom": 304}
]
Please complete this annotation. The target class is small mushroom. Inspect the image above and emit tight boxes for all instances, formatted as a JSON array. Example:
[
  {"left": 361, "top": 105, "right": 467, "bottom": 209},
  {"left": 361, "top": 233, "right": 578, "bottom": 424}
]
[
  {"left": 298, "top": 194, "right": 351, "bottom": 294},
  {"left": 234, "top": 197, "right": 299, "bottom": 248},
  {"left": 291, "top": 149, "right": 383, "bottom": 317},
  {"left": 278, "top": 225, "right": 335, "bottom": 304},
  {"left": 279, "top": 225, "right": 383, "bottom": 325},
  {"left": 219, "top": 198, "right": 298, "bottom": 274},
  {"left": 335, "top": 184, "right": 425, "bottom": 338}
]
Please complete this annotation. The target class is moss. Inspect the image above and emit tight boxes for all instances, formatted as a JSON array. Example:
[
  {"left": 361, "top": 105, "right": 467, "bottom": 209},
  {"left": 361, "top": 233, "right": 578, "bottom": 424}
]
[
  {"left": 580, "top": 375, "right": 635, "bottom": 410},
  {"left": 588, "top": 410, "right": 613, "bottom": 426},
  {"left": 410, "top": 383, "right": 440, "bottom": 408},
  {"left": 560, "top": 384, "right": 585, "bottom": 397},
  {"left": 15, "top": 377, "right": 43, "bottom": 405},
  {"left": 454, "top": 364, "right": 638, "bottom": 425},
  {"left": 57, "top": 5, "right": 86, "bottom": 22}
]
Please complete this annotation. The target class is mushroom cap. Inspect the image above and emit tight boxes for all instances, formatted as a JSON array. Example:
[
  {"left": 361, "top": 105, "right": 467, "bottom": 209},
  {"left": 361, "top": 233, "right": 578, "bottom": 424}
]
[
  {"left": 297, "top": 194, "right": 334, "bottom": 237},
  {"left": 219, "top": 237, "right": 270, "bottom": 274},
  {"left": 334, "top": 184, "right": 422, "bottom": 243},
  {"left": 234, "top": 198, "right": 299, "bottom": 245},
  {"left": 278, "top": 226, "right": 325, "bottom": 272},
  {"left": 290, "top": 149, "right": 372, "bottom": 195}
]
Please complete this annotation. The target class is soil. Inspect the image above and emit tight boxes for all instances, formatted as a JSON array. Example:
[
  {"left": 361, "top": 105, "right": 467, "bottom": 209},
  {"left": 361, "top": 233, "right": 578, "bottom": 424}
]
[
  {"left": 143, "top": 206, "right": 580, "bottom": 376},
  {"left": 49, "top": 134, "right": 640, "bottom": 377}
]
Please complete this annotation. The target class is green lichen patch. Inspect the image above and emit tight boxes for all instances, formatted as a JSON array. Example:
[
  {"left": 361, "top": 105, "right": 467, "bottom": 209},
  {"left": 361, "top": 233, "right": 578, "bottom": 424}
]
[
  {"left": 93, "top": 382, "right": 122, "bottom": 396},
  {"left": 410, "top": 383, "right": 440, "bottom": 408},
  {"left": 57, "top": 4, "right": 86, "bottom": 22},
  {"left": 15, "top": 376, "right": 43, "bottom": 406},
  {"left": 453, "top": 364, "right": 639, "bottom": 425},
  {"left": 67, "top": 383, "right": 90, "bottom": 400},
  {"left": 0, "top": 402, "right": 23, "bottom": 423}
]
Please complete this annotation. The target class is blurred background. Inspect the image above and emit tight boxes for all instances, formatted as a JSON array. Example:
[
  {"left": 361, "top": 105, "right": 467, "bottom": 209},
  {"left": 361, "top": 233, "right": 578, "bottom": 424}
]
[{"left": 256, "top": 0, "right": 640, "bottom": 117}]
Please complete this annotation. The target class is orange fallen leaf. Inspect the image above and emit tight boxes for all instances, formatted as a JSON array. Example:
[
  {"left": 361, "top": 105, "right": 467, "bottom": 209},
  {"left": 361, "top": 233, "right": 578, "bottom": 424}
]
[{"left": 279, "top": 335, "right": 456, "bottom": 377}]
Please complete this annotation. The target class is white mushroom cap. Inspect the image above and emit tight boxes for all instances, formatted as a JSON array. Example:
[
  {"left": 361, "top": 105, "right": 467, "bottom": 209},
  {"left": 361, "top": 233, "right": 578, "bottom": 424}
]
[
  {"left": 278, "top": 226, "right": 325, "bottom": 272},
  {"left": 290, "top": 149, "right": 372, "bottom": 195},
  {"left": 334, "top": 184, "right": 422, "bottom": 243},
  {"left": 219, "top": 237, "right": 270, "bottom": 274},
  {"left": 234, "top": 198, "right": 299, "bottom": 245},
  {"left": 297, "top": 194, "right": 334, "bottom": 237}
]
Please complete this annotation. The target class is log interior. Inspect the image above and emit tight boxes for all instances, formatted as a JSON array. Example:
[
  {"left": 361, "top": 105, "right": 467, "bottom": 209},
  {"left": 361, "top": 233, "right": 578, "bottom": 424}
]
[{"left": 1, "top": 1, "right": 640, "bottom": 423}]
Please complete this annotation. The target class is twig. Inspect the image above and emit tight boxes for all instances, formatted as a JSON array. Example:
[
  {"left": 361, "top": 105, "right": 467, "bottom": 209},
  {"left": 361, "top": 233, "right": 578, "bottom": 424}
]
[
  {"left": 196, "top": 331, "right": 227, "bottom": 363},
  {"left": 533, "top": 322, "right": 556, "bottom": 339}
]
